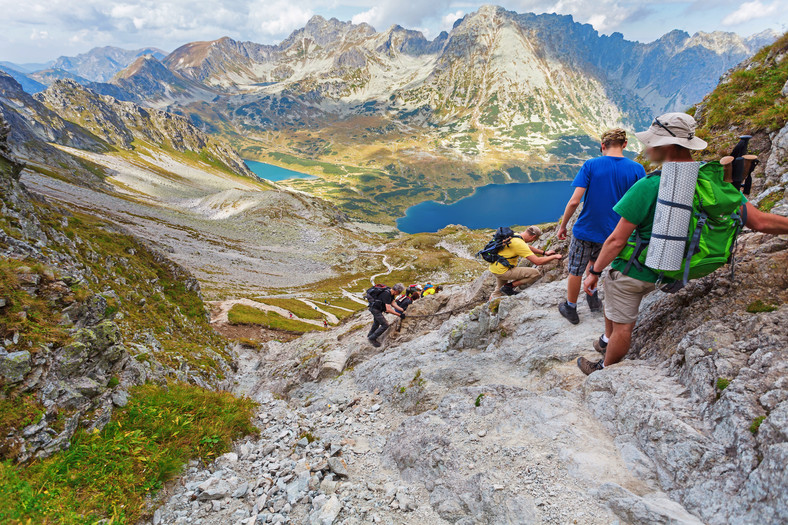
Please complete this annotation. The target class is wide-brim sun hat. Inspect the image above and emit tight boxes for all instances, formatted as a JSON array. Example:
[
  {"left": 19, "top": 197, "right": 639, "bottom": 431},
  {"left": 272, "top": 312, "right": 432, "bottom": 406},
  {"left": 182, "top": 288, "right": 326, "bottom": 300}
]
[{"left": 635, "top": 112, "right": 708, "bottom": 150}]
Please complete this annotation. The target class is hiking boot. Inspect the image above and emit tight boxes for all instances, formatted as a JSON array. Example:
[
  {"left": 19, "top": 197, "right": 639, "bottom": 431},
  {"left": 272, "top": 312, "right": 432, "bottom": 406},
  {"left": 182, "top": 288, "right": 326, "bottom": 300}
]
[
  {"left": 559, "top": 301, "right": 579, "bottom": 324},
  {"left": 367, "top": 337, "right": 381, "bottom": 348},
  {"left": 577, "top": 357, "right": 604, "bottom": 376},
  {"left": 594, "top": 336, "right": 608, "bottom": 355},
  {"left": 586, "top": 290, "right": 602, "bottom": 312},
  {"left": 501, "top": 284, "right": 520, "bottom": 296}
]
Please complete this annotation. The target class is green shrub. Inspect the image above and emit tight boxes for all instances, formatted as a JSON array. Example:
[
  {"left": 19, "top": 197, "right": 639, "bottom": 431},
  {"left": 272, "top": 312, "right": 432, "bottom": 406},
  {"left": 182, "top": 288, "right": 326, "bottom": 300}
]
[
  {"left": 475, "top": 393, "right": 484, "bottom": 407},
  {"left": 716, "top": 378, "right": 730, "bottom": 391}
]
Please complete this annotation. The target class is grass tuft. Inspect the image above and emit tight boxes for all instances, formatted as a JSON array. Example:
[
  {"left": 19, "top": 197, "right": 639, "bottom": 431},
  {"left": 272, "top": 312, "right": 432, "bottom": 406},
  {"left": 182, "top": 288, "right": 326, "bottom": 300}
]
[
  {"left": 758, "top": 190, "right": 784, "bottom": 213},
  {"left": 746, "top": 299, "right": 778, "bottom": 313},
  {"left": 750, "top": 415, "right": 766, "bottom": 435},
  {"left": 0, "top": 383, "right": 257, "bottom": 524}
]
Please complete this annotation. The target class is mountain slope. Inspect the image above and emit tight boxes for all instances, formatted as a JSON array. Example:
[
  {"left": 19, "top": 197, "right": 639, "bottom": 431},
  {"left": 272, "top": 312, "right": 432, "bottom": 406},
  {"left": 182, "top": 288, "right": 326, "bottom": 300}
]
[
  {"left": 52, "top": 45, "right": 167, "bottom": 82},
  {"left": 29, "top": 68, "right": 92, "bottom": 86},
  {"left": 111, "top": 55, "right": 218, "bottom": 107},
  {"left": 0, "top": 112, "right": 257, "bottom": 523},
  {"left": 36, "top": 79, "right": 251, "bottom": 177},
  {"left": 0, "top": 65, "right": 45, "bottom": 94}
]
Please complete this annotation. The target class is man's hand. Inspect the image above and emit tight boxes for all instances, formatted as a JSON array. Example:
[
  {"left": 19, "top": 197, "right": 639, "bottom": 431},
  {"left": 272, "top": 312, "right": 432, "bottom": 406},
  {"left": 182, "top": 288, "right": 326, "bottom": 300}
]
[
  {"left": 545, "top": 249, "right": 557, "bottom": 256},
  {"left": 552, "top": 253, "right": 563, "bottom": 261},
  {"left": 400, "top": 312, "right": 406, "bottom": 319},
  {"left": 584, "top": 273, "right": 599, "bottom": 296},
  {"left": 557, "top": 226, "right": 568, "bottom": 240}
]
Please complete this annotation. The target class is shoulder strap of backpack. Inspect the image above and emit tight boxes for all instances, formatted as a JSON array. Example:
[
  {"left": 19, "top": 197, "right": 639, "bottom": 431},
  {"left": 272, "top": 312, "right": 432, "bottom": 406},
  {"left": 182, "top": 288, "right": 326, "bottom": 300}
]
[{"left": 622, "top": 230, "right": 649, "bottom": 275}]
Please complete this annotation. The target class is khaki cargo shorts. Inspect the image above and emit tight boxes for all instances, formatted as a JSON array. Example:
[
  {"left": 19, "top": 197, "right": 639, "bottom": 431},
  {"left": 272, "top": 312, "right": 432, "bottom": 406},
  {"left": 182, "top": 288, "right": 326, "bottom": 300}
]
[
  {"left": 603, "top": 269, "right": 656, "bottom": 324},
  {"left": 490, "top": 267, "right": 541, "bottom": 299}
]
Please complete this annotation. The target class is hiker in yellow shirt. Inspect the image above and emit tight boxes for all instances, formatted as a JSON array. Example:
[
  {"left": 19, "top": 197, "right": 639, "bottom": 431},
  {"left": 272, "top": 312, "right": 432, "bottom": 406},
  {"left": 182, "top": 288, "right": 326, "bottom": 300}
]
[
  {"left": 422, "top": 284, "right": 443, "bottom": 297},
  {"left": 489, "top": 226, "right": 562, "bottom": 299}
]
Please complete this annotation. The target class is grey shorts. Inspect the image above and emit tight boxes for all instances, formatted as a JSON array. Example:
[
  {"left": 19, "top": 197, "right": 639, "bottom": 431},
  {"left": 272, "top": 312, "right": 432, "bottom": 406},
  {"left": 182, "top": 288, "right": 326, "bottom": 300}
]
[{"left": 567, "top": 238, "right": 603, "bottom": 276}]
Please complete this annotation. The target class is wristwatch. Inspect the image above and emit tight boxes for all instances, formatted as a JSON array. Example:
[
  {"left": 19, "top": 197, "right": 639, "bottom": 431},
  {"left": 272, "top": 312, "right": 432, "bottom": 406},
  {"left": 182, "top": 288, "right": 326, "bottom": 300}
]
[{"left": 589, "top": 267, "right": 603, "bottom": 276}]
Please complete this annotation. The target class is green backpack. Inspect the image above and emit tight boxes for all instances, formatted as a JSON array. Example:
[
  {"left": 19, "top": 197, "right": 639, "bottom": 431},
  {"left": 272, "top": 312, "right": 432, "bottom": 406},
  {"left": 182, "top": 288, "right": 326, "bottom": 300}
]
[{"left": 619, "top": 161, "right": 747, "bottom": 286}]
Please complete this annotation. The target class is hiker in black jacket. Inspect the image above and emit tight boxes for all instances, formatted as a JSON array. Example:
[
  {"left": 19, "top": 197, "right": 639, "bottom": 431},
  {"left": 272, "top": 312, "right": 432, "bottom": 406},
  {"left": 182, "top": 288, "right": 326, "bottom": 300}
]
[{"left": 367, "top": 283, "right": 405, "bottom": 347}]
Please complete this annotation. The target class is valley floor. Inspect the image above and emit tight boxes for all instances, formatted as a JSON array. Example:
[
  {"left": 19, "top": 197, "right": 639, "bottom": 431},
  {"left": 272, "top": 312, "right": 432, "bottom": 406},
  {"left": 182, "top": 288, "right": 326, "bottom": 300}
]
[{"left": 20, "top": 169, "right": 340, "bottom": 294}]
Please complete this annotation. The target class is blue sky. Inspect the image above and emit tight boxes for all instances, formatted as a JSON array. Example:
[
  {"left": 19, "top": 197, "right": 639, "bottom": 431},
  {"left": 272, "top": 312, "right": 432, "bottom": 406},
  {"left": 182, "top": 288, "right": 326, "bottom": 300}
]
[{"left": 1, "top": 0, "right": 786, "bottom": 63}]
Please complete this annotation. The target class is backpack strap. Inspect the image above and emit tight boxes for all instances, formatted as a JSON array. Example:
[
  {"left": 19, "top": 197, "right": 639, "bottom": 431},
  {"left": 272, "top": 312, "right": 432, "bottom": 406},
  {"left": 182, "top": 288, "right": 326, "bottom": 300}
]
[
  {"left": 729, "top": 204, "right": 748, "bottom": 281},
  {"left": 682, "top": 211, "right": 708, "bottom": 285},
  {"left": 623, "top": 231, "right": 649, "bottom": 275},
  {"left": 497, "top": 235, "right": 523, "bottom": 269}
]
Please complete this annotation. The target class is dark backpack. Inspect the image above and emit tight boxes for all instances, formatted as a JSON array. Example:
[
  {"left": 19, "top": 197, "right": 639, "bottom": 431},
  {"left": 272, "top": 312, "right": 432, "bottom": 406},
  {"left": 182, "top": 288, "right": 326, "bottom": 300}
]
[
  {"left": 476, "top": 227, "right": 522, "bottom": 269},
  {"left": 396, "top": 296, "right": 413, "bottom": 310},
  {"left": 365, "top": 284, "right": 390, "bottom": 308}
]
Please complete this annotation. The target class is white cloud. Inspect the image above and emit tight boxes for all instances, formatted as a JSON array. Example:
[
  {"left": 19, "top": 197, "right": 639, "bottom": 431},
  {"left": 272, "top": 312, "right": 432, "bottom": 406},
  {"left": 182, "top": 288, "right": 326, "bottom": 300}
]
[
  {"left": 0, "top": 0, "right": 783, "bottom": 63},
  {"left": 441, "top": 10, "right": 465, "bottom": 30},
  {"left": 30, "top": 29, "right": 49, "bottom": 40},
  {"left": 251, "top": 1, "right": 313, "bottom": 35},
  {"left": 721, "top": 1, "right": 780, "bottom": 26},
  {"left": 351, "top": 7, "right": 380, "bottom": 26}
]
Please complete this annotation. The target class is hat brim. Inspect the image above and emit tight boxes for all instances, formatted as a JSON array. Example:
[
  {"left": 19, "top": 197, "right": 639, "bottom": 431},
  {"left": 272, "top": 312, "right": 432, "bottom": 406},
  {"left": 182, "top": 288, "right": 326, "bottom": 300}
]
[{"left": 635, "top": 129, "right": 707, "bottom": 150}]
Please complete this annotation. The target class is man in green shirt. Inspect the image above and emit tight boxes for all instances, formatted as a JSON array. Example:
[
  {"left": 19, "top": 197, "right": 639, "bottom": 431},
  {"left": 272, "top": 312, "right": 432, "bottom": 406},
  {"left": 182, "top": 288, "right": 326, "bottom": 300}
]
[{"left": 578, "top": 113, "right": 788, "bottom": 375}]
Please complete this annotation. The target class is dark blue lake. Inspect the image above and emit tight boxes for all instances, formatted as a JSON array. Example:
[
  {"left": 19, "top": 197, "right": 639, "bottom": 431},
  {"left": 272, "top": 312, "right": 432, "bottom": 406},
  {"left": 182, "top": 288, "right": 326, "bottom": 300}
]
[
  {"left": 244, "top": 159, "right": 316, "bottom": 181},
  {"left": 397, "top": 181, "right": 573, "bottom": 233}
]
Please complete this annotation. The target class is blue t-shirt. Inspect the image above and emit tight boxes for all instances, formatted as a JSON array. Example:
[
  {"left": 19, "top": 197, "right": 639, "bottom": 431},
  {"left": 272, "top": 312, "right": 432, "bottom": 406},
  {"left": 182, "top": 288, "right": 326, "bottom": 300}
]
[{"left": 571, "top": 156, "right": 646, "bottom": 244}]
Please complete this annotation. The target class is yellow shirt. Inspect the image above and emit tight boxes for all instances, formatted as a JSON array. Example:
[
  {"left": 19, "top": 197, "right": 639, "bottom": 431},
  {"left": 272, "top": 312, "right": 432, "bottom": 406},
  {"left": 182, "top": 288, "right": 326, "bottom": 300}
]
[
  {"left": 488, "top": 237, "right": 534, "bottom": 274},
  {"left": 422, "top": 288, "right": 435, "bottom": 296}
]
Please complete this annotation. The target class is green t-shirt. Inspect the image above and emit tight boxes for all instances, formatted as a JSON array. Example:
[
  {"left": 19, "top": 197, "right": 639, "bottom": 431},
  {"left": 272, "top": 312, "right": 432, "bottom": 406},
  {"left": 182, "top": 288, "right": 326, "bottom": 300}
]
[
  {"left": 611, "top": 175, "right": 662, "bottom": 282},
  {"left": 611, "top": 172, "right": 748, "bottom": 283}
]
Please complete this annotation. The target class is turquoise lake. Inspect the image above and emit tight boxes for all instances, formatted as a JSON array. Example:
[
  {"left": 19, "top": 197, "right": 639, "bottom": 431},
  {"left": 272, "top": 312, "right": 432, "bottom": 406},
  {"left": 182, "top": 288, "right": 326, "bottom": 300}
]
[
  {"left": 244, "top": 159, "right": 316, "bottom": 181},
  {"left": 397, "top": 181, "right": 573, "bottom": 233}
]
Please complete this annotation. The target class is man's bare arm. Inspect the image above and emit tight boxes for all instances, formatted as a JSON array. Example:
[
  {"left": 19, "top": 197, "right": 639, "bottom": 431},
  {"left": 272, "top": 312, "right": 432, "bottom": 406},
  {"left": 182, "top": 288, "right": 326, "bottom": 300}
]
[
  {"left": 558, "top": 187, "right": 586, "bottom": 239},
  {"left": 385, "top": 302, "right": 403, "bottom": 315},
  {"left": 525, "top": 253, "right": 563, "bottom": 266},
  {"left": 744, "top": 202, "right": 788, "bottom": 235}
]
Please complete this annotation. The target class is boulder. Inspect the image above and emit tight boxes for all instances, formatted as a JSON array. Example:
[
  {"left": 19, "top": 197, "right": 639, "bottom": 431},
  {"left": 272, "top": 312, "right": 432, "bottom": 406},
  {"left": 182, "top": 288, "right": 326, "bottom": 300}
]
[{"left": 0, "top": 350, "right": 31, "bottom": 383}]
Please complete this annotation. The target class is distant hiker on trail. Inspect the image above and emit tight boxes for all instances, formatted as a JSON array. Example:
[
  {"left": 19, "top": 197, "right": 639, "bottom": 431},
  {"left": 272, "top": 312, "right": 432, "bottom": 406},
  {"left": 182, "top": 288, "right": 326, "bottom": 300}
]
[
  {"left": 480, "top": 225, "right": 562, "bottom": 300},
  {"left": 366, "top": 282, "right": 405, "bottom": 348},
  {"left": 578, "top": 113, "right": 788, "bottom": 375},
  {"left": 323, "top": 319, "right": 329, "bottom": 328},
  {"left": 558, "top": 128, "right": 646, "bottom": 325},
  {"left": 289, "top": 312, "right": 294, "bottom": 319}
]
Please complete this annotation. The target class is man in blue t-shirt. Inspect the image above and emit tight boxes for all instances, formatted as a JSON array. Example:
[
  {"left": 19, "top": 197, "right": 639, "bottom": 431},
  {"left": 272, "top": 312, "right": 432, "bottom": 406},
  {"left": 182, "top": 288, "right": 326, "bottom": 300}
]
[{"left": 557, "top": 128, "right": 646, "bottom": 325}]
